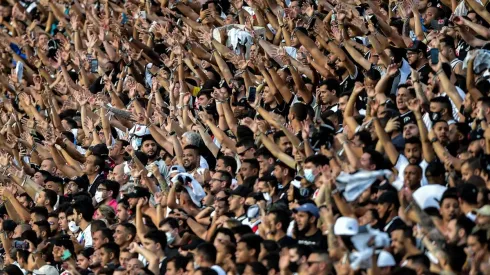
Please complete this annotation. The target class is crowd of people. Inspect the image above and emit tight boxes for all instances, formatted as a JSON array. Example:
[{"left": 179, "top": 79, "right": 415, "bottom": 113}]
[{"left": 0, "top": 0, "right": 489, "bottom": 274}]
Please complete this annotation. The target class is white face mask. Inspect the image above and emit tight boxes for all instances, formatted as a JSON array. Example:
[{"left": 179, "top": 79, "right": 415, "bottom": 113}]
[
  {"left": 68, "top": 221, "right": 79, "bottom": 233},
  {"left": 94, "top": 191, "right": 105, "bottom": 203},
  {"left": 262, "top": 192, "right": 271, "bottom": 203},
  {"left": 246, "top": 204, "right": 260, "bottom": 219},
  {"left": 303, "top": 168, "right": 315, "bottom": 183},
  {"left": 166, "top": 231, "right": 176, "bottom": 244}
]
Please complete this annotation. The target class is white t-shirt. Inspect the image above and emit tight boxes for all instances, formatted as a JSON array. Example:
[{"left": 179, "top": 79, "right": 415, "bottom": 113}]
[
  {"left": 212, "top": 265, "right": 226, "bottom": 275},
  {"left": 77, "top": 223, "right": 93, "bottom": 248}
]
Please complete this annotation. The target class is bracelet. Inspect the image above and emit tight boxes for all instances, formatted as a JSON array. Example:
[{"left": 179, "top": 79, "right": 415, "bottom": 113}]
[
  {"left": 21, "top": 176, "right": 27, "bottom": 187},
  {"left": 436, "top": 69, "right": 444, "bottom": 76}
]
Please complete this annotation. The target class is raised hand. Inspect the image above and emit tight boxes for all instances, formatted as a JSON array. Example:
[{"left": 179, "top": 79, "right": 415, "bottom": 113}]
[{"left": 406, "top": 98, "right": 421, "bottom": 113}]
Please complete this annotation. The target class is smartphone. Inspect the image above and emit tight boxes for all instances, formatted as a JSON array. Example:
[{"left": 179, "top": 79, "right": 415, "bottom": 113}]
[
  {"left": 430, "top": 48, "right": 439, "bottom": 64},
  {"left": 247, "top": 86, "right": 257, "bottom": 102},
  {"left": 15, "top": 61, "right": 24, "bottom": 83},
  {"left": 13, "top": 240, "right": 29, "bottom": 250},
  {"left": 369, "top": 15, "right": 378, "bottom": 25},
  {"left": 306, "top": 17, "right": 316, "bottom": 30},
  {"left": 90, "top": 59, "right": 98, "bottom": 73},
  {"left": 139, "top": 11, "right": 147, "bottom": 19}
]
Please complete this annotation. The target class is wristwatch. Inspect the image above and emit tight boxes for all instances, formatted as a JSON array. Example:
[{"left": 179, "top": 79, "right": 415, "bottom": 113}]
[{"left": 430, "top": 137, "right": 438, "bottom": 143}]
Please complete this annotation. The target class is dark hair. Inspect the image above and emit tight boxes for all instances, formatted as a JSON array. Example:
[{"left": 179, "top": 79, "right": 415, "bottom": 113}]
[
  {"left": 194, "top": 267, "right": 218, "bottom": 275},
  {"left": 242, "top": 159, "right": 259, "bottom": 171},
  {"left": 262, "top": 240, "right": 280, "bottom": 254},
  {"left": 318, "top": 78, "right": 340, "bottom": 96},
  {"left": 231, "top": 225, "right": 253, "bottom": 236},
  {"left": 430, "top": 96, "right": 452, "bottom": 116},
  {"left": 217, "top": 156, "right": 237, "bottom": 174},
  {"left": 238, "top": 234, "right": 262, "bottom": 258},
  {"left": 33, "top": 220, "right": 51, "bottom": 238},
  {"left": 97, "top": 228, "right": 115, "bottom": 243},
  {"left": 273, "top": 131, "right": 286, "bottom": 144},
  {"left": 246, "top": 262, "right": 268, "bottom": 275},
  {"left": 236, "top": 139, "right": 256, "bottom": 150},
  {"left": 168, "top": 255, "right": 191, "bottom": 272},
  {"left": 92, "top": 155, "right": 105, "bottom": 173},
  {"left": 214, "top": 170, "right": 233, "bottom": 189},
  {"left": 197, "top": 242, "right": 217, "bottom": 264},
  {"left": 30, "top": 206, "right": 49, "bottom": 221},
  {"left": 263, "top": 252, "right": 280, "bottom": 273},
  {"left": 144, "top": 230, "right": 167, "bottom": 251},
  {"left": 18, "top": 193, "right": 33, "bottom": 207},
  {"left": 455, "top": 216, "right": 475, "bottom": 238},
  {"left": 159, "top": 217, "right": 179, "bottom": 229},
  {"left": 469, "top": 230, "right": 487, "bottom": 245},
  {"left": 404, "top": 254, "right": 430, "bottom": 269},
  {"left": 210, "top": 227, "right": 236, "bottom": 245},
  {"left": 255, "top": 147, "right": 274, "bottom": 160},
  {"left": 290, "top": 103, "right": 308, "bottom": 121},
  {"left": 91, "top": 220, "right": 107, "bottom": 232},
  {"left": 73, "top": 201, "right": 95, "bottom": 222},
  {"left": 61, "top": 131, "right": 75, "bottom": 143},
  {"left": 268, "top": 209, "right": 291, "bottom": 233},
  {"left": 101, "top": 242, "right": 120, "bottom": 261},
  {"left": 405, "top": 136, "right": 422, "bottom": 147},
  {"left": 43, "top": 189, "right": 58, "bottom": 208},
  {"left": 183, "top": 144, "right": 200, "bottom": 153},
  {"left": 100, "top": 180, "right": 120, "bottom": 199},
  {"left": 118, "top": 223, "right": 137, "bottom": 241},
  {"left": 363, "top": 149, "right": 385, "bottom": 170},
  {"left": 304, "top": 154, "right": 330, "bottom": 167},
  {"left": 446, "top": 244, "right": 466, "bottom": 272},
  {"left": 4, "top": 264, "right": 24, "bottom": 275}
]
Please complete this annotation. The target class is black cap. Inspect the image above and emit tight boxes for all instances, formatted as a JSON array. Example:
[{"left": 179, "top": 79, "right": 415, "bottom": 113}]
[
  {"left": 45, "top": 175, "right": 64, "bottom": 185},
  {"left": 69, "top": 176, "right": 90, "bottom": 193},
  {"left": 377, "top": 191, "right": 399, "bottom": 206},
  {"left": 458, "top": 183, "right": 478, "bottom": 205},
  {"left": 439, "top": 187, "right": 458, "bottom": 205},
  {"left": 468, "top": 129, "right": 484, "bottom": 143},
  {"left": 227, "top": 185, "right": 251, "bottom": 198},
  {"left": 401, "top": 111, "right": 416, "bottom": 127},
  {"left": 89, "top": 144, "right": 109, "bottom": 158},
  {"left": 126, "top": 186, "right": 151, "bottom": 199},
  {"left": 181, "top": 237, "right": 205, "bottom": 251},
  {"left": 407, "top": 40, "right": 428, "bottom": 54},
  {"left": 385, "top": 218, "right": 407, "bottom": 235},
  {"left": 141, "top": 134, "right": 156, "bottom": 145},
  {"left": 378, "top": 183, "right": 398, "bottom": 193}
]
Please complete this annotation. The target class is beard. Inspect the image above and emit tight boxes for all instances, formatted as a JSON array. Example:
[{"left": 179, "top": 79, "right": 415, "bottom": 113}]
[
  {"left": 295, "top": 222, "right": 311, "bottom": 236},
  {"left": 335, "top": 67, "right": 347, "bottom": 76}
]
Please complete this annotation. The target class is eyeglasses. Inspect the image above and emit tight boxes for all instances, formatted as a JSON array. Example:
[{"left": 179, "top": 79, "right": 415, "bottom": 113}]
[
  {"left": 307, "top": 261, "right": 322, "bottom": 266},
  {"left": 237, "top": 147, "right": 251, "bottom": 156},
  {"left": 97, "top": 188, "right": 107, "bottom": 192}
]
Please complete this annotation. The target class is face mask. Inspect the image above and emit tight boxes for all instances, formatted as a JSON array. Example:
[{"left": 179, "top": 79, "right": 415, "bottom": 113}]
[
  {"left": 246, "top": 204, "right": 260, "bottom": 219},
  {"left": 262, "top": 192, "right": 271, "bottom": 203},
  {"left": 94, "top": 191, "right": 105, "bottom": 203},
  {"left": 166, "top": 231, "right": 176, "bottom": 244},
  {"left": 68, "top": 221, "right": 79, "bottom": 233},
  {"left": 289, "top": 262, "right": 299, "bottom": 273},
  {"left": 303, "top": 168, "right": 315, "bottom": 183},
  {"left": 429, "top": 111, "right": 441, "bottom": 122}
]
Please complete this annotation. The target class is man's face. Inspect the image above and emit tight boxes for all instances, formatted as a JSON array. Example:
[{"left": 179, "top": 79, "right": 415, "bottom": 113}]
[
  {"left": 339, "top": 96, "right": 349, "bottom": 114},
  {"left": 36, "top": 191, "right": 46, "bottom": 207},
  {"left": 182, "top": 148, "right": 198, "bottom": 170},
  {"left": 439, "top": 198, "right": 459, "bottom": 221},
  {"left": 116, "top": 203, "right": 130, "bottom": 223},
  {"left": 46, "top": 181, "right": 60, "bottom": 194},
  {"left": 444, "top": 219, "right": 459, "bottom": 244},
  {"left": 237, "top": 146, "right": 254, "bottom": 162},
  {"left": 403, "top": 123, "right": 419, "bottom": 139},
  {"left": 439, "top": 42, "right": 453, "bottom": 59},
  {"left": 257, "top": 155, "right": 272, "bottom": 176},
  {"left": 404, "top": 143, "right": 422, "bottom": 164},
  {"left": 273, "top": 165, "right": 284, "bottom": 181},
  {"left": 317, "top": 85, "right": 334, "bottom": 105},
  {"left": 93, "top": 230, "right": 107, "bottom": 250},
  {"left": 109, "top": 140, "right": 124, "bottom": 159},
  {"left": 360, "top": 153, "right": 373, "bottom": 171},
  {"left": 467, "top": 235, "right": 484, "bottom": 255},
  {"left": 423, "top": 7, "right": 438, "bottom": 24},
  {"left": 433, "top": 121, "right": 449, "bottom": 145},
  {"left": 197, "top": 95, "right": 211, "bottom": 107},
  {"left": 58, "top": 212, "right": 68, "bottom": 231},
  {"left": 41, "top": 160, "right": 55, "bottom": 174},
  {"left": 396, "top": 87, "right": 410, "bottom": 111},
  {"left": 376, "top": 203, "right": 391, "bottom": 219},
  {"left": 210, "top": 172, "right": 224, "bottom": 195},
  {"left": 33, "top": 172, "right": 46, "bottom": 186},
  {"left": 390, "top": 230, "right": 406, "bottom": 256},
  {"left": 236, "top": 242, "right": 251, "bottom": 264},
  {"left": 127, "top": 258, "right": 143, "bottom": 271},
  {"left": 114, "top": 225, "right": 130, "bottom": 246},
  {"left": 460, "top": 163, "right": 477, "bottom": 182},
  {"left": 48, "top": 217, "right": 59, "bottom": 233},
  {"left": 18, "top": 196, "right": 31, "bottom": 209},
  {"left": 228, "top": 195, "right": 242, "bottom": 212},
  {"left": 278, "top": 136, "right": 293, "bottom": 156},
  {"left": 403, "top": 165, "right": 421, "bottom": 190},
  {"left": 143, "top": 239, "right": 160, "bottom": 254},
  {"left": 142, "top": 140, "right": 157, "bottom": 159},
  {"left": 240, "top": 162, "right": 255, "bottom": 180},
  {"left": 165, "top": 261, "right": 182, "bottom": 275},
  {"left": 406, "top": 51, "right": 420, "bottom": 66},
  {"left": 77, "top": 254, "right": 90, "bottom": 270},
  {"left": 476, "top": 214, "right": 490, "bottom": 227},
  {"left": 119, "top": 251, "right": 131, "bottom": 269},
  {"left": 100, "top": 248, "right": 112, "bottom": 266},
  {"left": 295, "top": 211, "right": 311, "bottom": 231},
  {"left": 83, "top": 155, "right": 99, "bottom": 175},
  {"left": 307, "top": 253, "right": 326, "bottom": 274}
]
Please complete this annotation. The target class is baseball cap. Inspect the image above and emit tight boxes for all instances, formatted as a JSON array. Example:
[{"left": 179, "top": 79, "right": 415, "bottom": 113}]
[
  {"left": 476, "top": 205, "right": 490, "bottom": 216},
  {"left": 181, "top": 237, "right": 205, "bottom": 251},
  {"left": 125, "top": 186, "right": 151, "bottom": 199},
  {"left": 468, "top": 129, "right": 484, "bottom": 143},
  {"left": 293, "top": 203, "right": 319, "bottom": 218},
  {"left": 227, "top": 185, "right": 251, "bottom": 198},
  {"left": 334, "top": 217, "right": 359, "bottom": 236},
  {"left": 34, "top": 265, "right": 59, "bottom": 275},
  {"left": 377, "top": 251, "right": 396, "bottom": 267},
  {"left": 89, "top": 143, "right": 109, "bottom": 158},
  {"left": 68, "top": 176, "right": 90, "bottom": 193},
  {"left": 401, "top": 111, "right": 416, "bottom": 127},
  {"left": 407, "top": 40, "right": 428, "bottom": 53},
  {"left": 169, "top": 165, "right": 186, "bottom": 174},
  {"left": 458, "top": 183, "right": 478, "bottom": 205},
  {"left": 377, "top": 191, "right": 399, "bottom": 206}
]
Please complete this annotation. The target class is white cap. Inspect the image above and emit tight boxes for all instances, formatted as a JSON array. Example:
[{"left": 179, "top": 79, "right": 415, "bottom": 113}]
[
  {"left": 334, "top": 217, "right": 359, "bottom": 236},
  {"left": 377, "top": 251, "right": 396, "bottom": 267},
  {"left": 33, "top": 265, "right": 59, "bottom": 275},
  {"left": 171, "top": 173, "right": 206, "bottom": 208}
]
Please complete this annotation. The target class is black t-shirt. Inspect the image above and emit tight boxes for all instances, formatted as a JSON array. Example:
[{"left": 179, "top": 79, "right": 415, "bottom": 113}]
[
  {"left": 340, "top": 66, "right": 363, "bottom": 94},
  {"left": 418, "top": 63, "right": 431, "bottom": 85},
  {"left": 296, "top": 229, "right": 327, "bottom": 249},
  {"left": 165, "top": 246, "right": 180, "bottom": 259}
]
